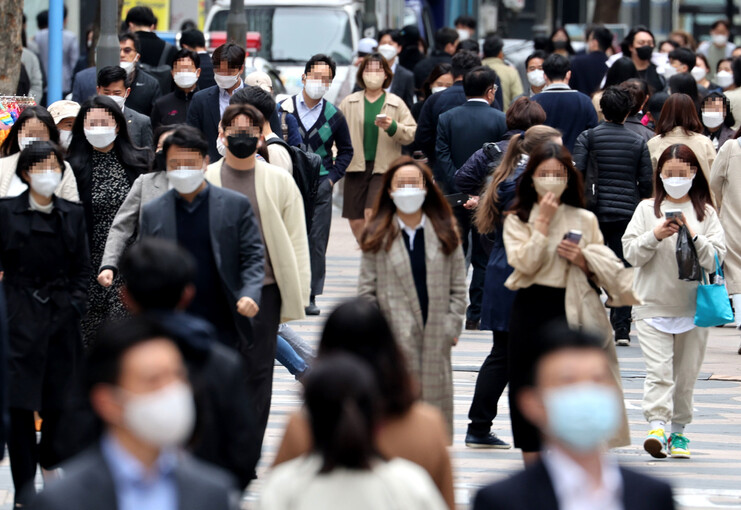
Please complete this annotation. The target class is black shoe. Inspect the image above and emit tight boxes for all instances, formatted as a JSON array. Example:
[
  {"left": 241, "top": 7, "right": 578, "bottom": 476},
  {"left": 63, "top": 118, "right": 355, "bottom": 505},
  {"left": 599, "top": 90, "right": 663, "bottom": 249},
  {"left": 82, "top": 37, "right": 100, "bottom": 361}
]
[
  {"left": 615, "top": 329, "right": 630, "bottom": 347},
  {"left": 465, "top": 319, "right": 480, "bottom": 331},
  {"left": 616, "top": 336, "right": 630, "bottom": 347},
  {"left": 465, "top": 432, "right": 511, "bottom": 449},
  {"left": 738, "top": 341, "right": 741, "bottom": 355},
  {"left": 305, "top": 298, "right": 320, "bottom": 316}
]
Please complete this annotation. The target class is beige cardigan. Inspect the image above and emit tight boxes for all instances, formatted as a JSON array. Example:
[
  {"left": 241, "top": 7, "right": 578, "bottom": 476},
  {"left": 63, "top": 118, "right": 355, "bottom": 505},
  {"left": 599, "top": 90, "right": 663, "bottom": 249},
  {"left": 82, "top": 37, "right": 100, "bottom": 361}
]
[
  {"left": 710, "top": 138, "right": 741, "bottom": 293},
  {"left": 0, "top": 153, "right": 79, "bottom": 201},
  {"left": 206, "top": 158, "right": 310, "bottom": 322},
  {"left": 339, "top": 91, "right": 416, "bottom": 174},
  {"left": 647, "top": 128, "right": 716, "bottom": 181}
]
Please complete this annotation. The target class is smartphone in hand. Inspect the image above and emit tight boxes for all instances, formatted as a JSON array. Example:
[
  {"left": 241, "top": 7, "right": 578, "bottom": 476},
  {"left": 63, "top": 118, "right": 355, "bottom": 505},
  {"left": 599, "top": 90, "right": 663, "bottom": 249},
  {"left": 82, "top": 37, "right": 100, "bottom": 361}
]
[
  {"left": 665, "top": 210, "right": 682, "bottom": 224},
  {"left": 563, "top": 230, "right": 583, "bottom": 243}
]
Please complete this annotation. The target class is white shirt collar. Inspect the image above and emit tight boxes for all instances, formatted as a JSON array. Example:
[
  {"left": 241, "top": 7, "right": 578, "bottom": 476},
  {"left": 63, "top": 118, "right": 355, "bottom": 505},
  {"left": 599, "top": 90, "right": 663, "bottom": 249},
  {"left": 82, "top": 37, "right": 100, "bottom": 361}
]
[
  {"left": 468, "top": 98, "right": 490, "bottom": 104},
  {"left": 396, "top": 214, "right": 426, "bottom": 250},
  {"left": 297, "top": 91, "right": 324, "bottom": 111}
]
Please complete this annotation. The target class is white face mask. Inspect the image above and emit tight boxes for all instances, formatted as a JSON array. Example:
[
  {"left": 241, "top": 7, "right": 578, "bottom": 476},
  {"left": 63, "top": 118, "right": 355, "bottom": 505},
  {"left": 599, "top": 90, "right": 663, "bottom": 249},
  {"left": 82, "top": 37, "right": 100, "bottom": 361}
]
[
  {"left": 58, "top": 130, "right": 73, "bottom": 149},
  {"left": 105, "top": 94, "right": 127, "bottom": 111},
  {"left": 84, "top": 126, "right": 117, "bottom": 149},
  {"left": 430, "top": 86, "right": 448, "bottom": 94},
  {"left": 456, "top": 29, "right": 471, "bottom": 42},
  {"left": 378, "top": 44, "right": 398, "bottom": 63},
  {"left": 716, "top": 70, "right": 734, "bottom": 89},
  {"left": 216, "top": 136, "right": 227, "bottom": 157},
  {"left": 661, "top": 175, "right": 694, "bottom": 199},
  {"left": 168, "top": 167, "right": 205, "bottom": 194},
  {"left": 662, "top": 65, "right": 678, "bottom": 79},
  {"left": 391, "top": 187, "right": 426, "bottom": 214},
  {"left": 214, "top": 72, "right": 239, "bottom": 90},
  {"left": 533, "top": 176, "right": 568, "bottom": 198},
  {"left": 691, "top": 66, "right": 707, "bottom": 82},
  {"left": 174, "top": 71, "right": 199, "bottom": 89},
  {"left": 304, "top": 79, "right": 329, "bottom": 100},
  {"left": 527, "top": 69, "right": 546, "bottom": 88},
  {"left": 29, "top": 171, "right": 62, "bottom": 198},
  {"left": 712, "top": 34, "right": 729, "bottom": 47},
  {"left": 122, "top": 381, "right": 195, "bottom": 448},
  {"left": 119, "top": 60, "right": 136, "bottom": 76},
  {"left": 702, "top": 111, "right": 725, "bottom": 129},
  {"left": 18, "top": 136, "right": 41, "bottom": 151}
]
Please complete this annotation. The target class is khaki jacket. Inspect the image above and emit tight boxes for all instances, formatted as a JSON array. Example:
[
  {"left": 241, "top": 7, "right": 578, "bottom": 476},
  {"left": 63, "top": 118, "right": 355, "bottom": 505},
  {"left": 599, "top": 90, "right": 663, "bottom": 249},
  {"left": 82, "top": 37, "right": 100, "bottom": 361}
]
[
  {"left": 206, "top": 159, "right": 310, "bottom": 322},
  {"left": 0, "top": 153, "right": 79, "bottom": 201},
  {"left": 711, "top": 139, "right": 741, "bottom": 293},
  {"left": 482, "top": 57, "right": 524, "bottom": 109},
  {"left": 647, "top": 128, "right": 716, "bottom": 182},
  {"left": 339, "top": 91, "right": 416, "bottom": 174}
]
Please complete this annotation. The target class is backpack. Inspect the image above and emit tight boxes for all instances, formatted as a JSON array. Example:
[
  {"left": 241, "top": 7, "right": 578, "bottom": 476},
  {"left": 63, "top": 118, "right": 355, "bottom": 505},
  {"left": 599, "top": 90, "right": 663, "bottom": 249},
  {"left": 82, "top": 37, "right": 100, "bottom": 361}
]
[
  {"left": 482, "top": 141, "right": 506, "bottom": 189},
  {"left": 139, "top": 45, "right": 174, "bottom": 93},
  {"left": 265, "top": 137, "right": 321, "bottom": 230}
]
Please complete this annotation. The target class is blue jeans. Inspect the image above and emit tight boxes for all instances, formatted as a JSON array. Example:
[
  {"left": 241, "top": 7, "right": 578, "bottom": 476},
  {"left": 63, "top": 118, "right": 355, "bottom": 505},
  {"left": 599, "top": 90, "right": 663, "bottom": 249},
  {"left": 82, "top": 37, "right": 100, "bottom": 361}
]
[{"left": 276, "top": 335, "right": 308, "bottom": 377}]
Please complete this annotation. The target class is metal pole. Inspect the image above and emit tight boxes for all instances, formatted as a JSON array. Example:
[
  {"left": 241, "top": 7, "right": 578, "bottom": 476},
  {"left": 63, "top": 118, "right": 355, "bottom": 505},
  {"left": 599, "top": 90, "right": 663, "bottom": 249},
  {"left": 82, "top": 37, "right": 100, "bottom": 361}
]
[
  {"left": 226, "top": 0, "right": 247, "bottom": 48},
  {"left": 97, "top": 0, "right": 120, "bottom": 73},
  {"left": 727, "top": 0, "right": 735, "bottom": 42},
  {"left": 48, "top": 0, "right": 64, "bottom": 103}
]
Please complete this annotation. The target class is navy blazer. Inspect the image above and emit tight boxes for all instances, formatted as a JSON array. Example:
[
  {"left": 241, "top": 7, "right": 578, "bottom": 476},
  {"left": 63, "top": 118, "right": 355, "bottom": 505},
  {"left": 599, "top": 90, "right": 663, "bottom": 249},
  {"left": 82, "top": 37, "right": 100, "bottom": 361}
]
[
  {"left": 186, "top": 86, "right": 222, "bottom": 162},
  {"left": 391, "top": 64, "right": 416, "bottom": 110},
  {"left": 435, "top": 101, "right": 507, "bottom": 194},
  {"left": 138, "top": 186, "right": 265, "bottom": 348},
  {"left": 473, "top": 460, "right": 676, "bottom": 510}
]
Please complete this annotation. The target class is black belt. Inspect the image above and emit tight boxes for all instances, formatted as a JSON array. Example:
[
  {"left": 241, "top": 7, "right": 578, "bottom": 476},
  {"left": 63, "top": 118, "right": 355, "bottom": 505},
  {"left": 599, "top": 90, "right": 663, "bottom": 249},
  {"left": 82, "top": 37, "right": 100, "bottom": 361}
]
[{"left": 4, "top": 275, "right": 71, "bottom": 304}]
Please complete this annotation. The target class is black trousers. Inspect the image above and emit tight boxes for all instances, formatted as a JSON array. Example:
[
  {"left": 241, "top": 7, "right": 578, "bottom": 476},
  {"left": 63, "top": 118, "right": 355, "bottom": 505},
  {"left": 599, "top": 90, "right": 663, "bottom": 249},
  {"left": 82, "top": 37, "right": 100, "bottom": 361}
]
[
  {"left": 454, "top": 205, "right": 487, "bottom": 321},
  {"left": 467, "top": 331, "right": 509, "bottom": 436},
  {"left": 9, "top": 408, "right": 62, "bottom": 506},
  {"left": 309, "top": 178, "right": 333, "bottom": 297},
  {"left": 600, "top": 220, "right": 632, "bottom": 336}
]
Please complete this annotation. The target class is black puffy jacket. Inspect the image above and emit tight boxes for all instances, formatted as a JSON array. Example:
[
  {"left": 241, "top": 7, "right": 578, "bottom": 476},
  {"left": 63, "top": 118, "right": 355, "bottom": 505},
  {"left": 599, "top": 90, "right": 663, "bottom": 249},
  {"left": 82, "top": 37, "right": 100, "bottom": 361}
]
[{"left": 573, "top": 122, "right": 654, "bottom": 223}]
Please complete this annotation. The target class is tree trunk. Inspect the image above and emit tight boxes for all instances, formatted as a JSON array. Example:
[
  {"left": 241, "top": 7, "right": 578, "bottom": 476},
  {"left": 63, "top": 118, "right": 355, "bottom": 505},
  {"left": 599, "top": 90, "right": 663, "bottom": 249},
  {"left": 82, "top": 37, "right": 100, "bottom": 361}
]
[
  {"left": 0, "top": 0, "right": 24, "bottom": 95},
  {"left": 593, "top": 0, "right": 621, "bottom": 24}
]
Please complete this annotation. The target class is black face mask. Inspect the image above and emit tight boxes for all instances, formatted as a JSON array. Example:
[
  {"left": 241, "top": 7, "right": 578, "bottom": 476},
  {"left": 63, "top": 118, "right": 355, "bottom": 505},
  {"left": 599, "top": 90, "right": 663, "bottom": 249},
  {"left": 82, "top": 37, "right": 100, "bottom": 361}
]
[
  {"left": 155, "top": 150, "right": 166, "bottom": 171},
  {"left": 226, "top": 134, "right": 258, "bottom": 159},
  {"left": 553, "top": 40, "right": 568, "bottom": 50},
  {"left": 636, "top": 45, "right": 654, "bottom": 61}
]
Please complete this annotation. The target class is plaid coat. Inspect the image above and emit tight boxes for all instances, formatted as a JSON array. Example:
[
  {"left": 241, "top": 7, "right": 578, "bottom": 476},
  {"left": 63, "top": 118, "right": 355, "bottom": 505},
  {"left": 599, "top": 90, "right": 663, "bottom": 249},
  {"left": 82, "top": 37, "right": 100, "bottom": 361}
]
[{"left": 359, "top": 217, "right": 467, "bottom": 439}]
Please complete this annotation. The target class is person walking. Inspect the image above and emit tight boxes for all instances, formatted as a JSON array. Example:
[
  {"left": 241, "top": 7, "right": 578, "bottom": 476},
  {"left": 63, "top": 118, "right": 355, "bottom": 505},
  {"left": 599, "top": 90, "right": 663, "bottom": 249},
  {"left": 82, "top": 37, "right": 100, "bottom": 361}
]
[
  {"left": 358, "top": 156, "right": 466, "bottom": 438},
  {"left": 95, "top": 66, "right": 153, "bottom": 150},
  {"left": 340, "top": 53, "right": 417, "bottom": 240},
  {"left": 151, "top": 49, "right": 202, "bottom": 128},
  {"left": 67, "top": 96, "right": 152, "bottom": 345},
  {"left": 623, "top": 144, "right": 725, "bottom": 459},
  {"left": 700, "top": 92, "right": 736, "bottom": 151},
  {"left": 482, "top": 35, "right": 523, "bottom": 108},
  {"left": 0, "top": 142, "right": 90, "bottom": 506}
]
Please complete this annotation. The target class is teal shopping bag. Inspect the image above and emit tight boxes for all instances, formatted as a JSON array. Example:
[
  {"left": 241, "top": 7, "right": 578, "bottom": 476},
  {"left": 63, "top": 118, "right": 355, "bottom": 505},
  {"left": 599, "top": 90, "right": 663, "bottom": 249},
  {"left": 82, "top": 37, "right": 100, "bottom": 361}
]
[{"left": 694, "top": 254, "right": 734, "bottom": 327}]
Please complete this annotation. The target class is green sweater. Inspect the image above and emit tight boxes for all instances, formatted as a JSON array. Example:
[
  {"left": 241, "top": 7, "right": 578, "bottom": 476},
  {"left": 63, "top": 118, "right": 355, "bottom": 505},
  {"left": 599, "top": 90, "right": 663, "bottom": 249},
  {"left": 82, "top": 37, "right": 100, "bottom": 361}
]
[{"left": 363, "top": 93, "right": 397, "bottom": 161}]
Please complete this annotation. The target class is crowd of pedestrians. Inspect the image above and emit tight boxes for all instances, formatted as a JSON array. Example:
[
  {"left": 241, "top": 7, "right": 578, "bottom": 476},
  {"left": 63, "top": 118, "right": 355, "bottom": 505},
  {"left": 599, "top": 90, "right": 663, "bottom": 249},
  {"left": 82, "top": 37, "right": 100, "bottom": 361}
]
[{"left": 4, "top": 6, "right": 741, "bottom": 508}]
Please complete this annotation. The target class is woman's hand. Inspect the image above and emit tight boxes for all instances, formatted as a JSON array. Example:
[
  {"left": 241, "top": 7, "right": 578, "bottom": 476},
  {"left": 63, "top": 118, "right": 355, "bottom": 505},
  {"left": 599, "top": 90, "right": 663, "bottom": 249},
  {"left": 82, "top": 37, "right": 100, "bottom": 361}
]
[
  {"left": 557, "top": 239, "right": 589, "bottom": 273},
  {"left": 374, "top": 116, "right": 393, "bottom": 130},
  {"left": 97, "top": 270, "right": 114, "bottom": 287},
  {"left": 653, "top": 219, "right": 680, "bottom": 241},
  {"left": 674, "top": 213, "right": 696, "bottom": 238},
  {"left": 463, "top": 196, "right": 479, "bottom": 210},
  {"left": 534, "top": 192, "right": 559, "bottom": 235}
]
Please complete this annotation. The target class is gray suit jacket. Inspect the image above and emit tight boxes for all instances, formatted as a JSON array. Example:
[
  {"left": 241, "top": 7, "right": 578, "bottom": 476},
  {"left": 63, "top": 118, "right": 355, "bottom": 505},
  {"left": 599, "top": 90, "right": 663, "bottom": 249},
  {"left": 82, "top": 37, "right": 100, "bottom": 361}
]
[
  {"left": 139, "top": 186, "right": 265, "bottom": 346},
  {"left": 100, "top": 171, "right": 169, "bottom": 272},
  {"left": 29, "top": 446, "right": 240, "bottom": 510},
  {"left": 124, "top": 107, "right": 154, "bottom": 150},
  {"left": 391, "top": 64, "right": 416, "bottom": 110}
]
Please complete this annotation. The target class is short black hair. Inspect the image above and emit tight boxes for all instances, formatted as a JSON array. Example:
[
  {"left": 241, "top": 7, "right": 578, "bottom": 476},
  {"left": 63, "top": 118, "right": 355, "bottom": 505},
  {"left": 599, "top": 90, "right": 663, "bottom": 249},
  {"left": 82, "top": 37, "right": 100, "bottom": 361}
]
[
  {"left": 526, "top": 50, "right": 549, "bottom": 69},
  {"left": 451, "top": 50, "right": 482, "bottom": 78},
  {"left": 97, "top": 66, "right": 127, "bottom": 88},
  {"left": 542, "top": 53, "right": 570, "bottom": 81},
  {"left": 120, "top": 238, "right": 197, "bottom": 310},
  {"left": 592, "top": 26, "right": 613, "bottom": 52},
  {"left": 162, "top": 125, "right": 209, "bottom": 159},
  {"left": 711, "top": 19, "right": 731, "bottom": 32},
  {"left": 463, "top": 66, "right": 498, "bottom": 97},
  {"left": 483, "top": 35, "right": 504, "bottom": 58},
  {"left": 172, "top": 48, "right": 200, "bottom": 69},
  {"left": 16, "top": 140, "right": 65, "bottom": 182},
  {"left": 456, "top": 38, "right": 480, "bottom": 54},
  {"left": 212, "top": 43, "right": 246, "bottom": 69},
  {"left": 717, "top": 58, "right": 732, "bottom": 73},
  {"left": 119, "top": 32, "right": 141, "bottom": 54},
  {"left": 600, "top": 86, "right": 633, "bottom": 123},
  {"left": 180, "top": 29, "right": 206, "bottom": 49},
  {"left": 36, "top": 10, "right": 48, "bottom": 29},
  {"left": 305, "top": 54, "right": 337, "bottom": 79},
  {"left": 659, "top": 39, "right": 679, "bottom": 51},
  {"left": 527, "top": 321, "right": 604, "bottom": 386},
  {"left": 153, "top": 124, "right": 180, "bottom": 152},
  {"left": 435, "top": 27, "right": 459, "bottom": 49},
  {"left": 378, "top": 28, "right": 402, "bottom": 46},
  {"left": 125, "top": 5, "right": 157, "bottom": 27},
  {"left": 733, "top": 56, "right": 741, "bottom": 87},
  {"left": 646, "top": 91, "right": 669, "bottom": 121},
  {"left": 230, "top": 85, "right": 276, "bottom": 120},
  {"left": 454, "top": 15, "right": 476, "bottom": 29},
  {"left": 669, "top": 47, "right": 695, "bottom": 70}
]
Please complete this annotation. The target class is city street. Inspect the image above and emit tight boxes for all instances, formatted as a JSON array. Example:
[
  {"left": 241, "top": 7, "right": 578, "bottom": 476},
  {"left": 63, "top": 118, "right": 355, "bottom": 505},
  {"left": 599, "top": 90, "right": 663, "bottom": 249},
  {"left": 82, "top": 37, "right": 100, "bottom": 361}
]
[{"left": 1, "top": 211, "right": 740, "bottom": 508}]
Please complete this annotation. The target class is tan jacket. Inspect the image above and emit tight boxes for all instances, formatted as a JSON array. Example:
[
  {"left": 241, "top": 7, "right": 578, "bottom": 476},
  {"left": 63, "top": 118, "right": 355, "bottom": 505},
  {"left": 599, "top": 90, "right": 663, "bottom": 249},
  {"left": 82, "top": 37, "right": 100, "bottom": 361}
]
[
  {"left": 206, "top": 159, "right": 310, "bottom": 322},
  {"left": 358, "top": 217, "right": 466, "bottom": 437},
  {"left": 339, "top": 91, "right": 416, "bottom": 174},
  {"left": 482, "top": 57, "right": 524, "bottom": 109},
  {"left": 647, "top": 128, "right": 716, "bottom": 182},
  {"left": 0, "top": 153, "right": 79, "bottom": 201},
  {"left": 710, "top": 138, "right": 741, "bottom": 293}
]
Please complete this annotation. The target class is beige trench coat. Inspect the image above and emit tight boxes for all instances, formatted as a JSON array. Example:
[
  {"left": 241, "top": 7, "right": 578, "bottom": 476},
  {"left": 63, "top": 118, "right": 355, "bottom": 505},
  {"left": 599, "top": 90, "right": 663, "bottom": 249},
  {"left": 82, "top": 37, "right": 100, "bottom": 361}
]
[
  {"left": 358, "top": 217, "right": 467, "bottom": 440},
  {"left": 710, "top": 138, "right": 741, "bottom": 294}
]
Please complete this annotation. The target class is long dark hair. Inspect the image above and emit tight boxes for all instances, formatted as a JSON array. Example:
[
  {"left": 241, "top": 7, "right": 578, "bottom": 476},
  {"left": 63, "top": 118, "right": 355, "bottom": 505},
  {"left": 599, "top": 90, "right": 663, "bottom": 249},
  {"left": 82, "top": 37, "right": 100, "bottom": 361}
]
[
  {"left": 67, "top": 96, "right": 152, "bottom": 175},
  {"left": 420, "top": 62, "right": 452, "bottom": 100},
  {"left": 360, "top": 156, "right": 459, "bottom": 255},
  {"left": 509, "top": 142, "right": 586, "bottom": 223},
  {"left": 0, "top": 106, "right": 60, "bottom": 157},
  {"left": 654, "top": 144, "right": 714, "bottom": 221},
  {"left": 304, "top": 353, "right": 380, "bottom": 473},
  {"left": 656, "top": 93, "right": 703, "bottom": 136},
  {"left": 668, "top": 73, "right": 699, "bottom": 104},
  {"left": 319, "top": 298, "right": 416, "bottom": 417},
  {"left": 602, "top": 57, "right": 638, "bottom": 89}
]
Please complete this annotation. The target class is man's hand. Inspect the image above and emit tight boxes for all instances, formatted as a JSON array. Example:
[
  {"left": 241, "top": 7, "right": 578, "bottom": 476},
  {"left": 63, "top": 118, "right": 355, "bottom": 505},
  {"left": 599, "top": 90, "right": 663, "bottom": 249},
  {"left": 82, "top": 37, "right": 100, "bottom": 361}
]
[
  {"left": 97, "top": 270, "right": 114, "bottom": 287},
  {"left": 237, "top": 297, "right": 260, "bottom": 317}
]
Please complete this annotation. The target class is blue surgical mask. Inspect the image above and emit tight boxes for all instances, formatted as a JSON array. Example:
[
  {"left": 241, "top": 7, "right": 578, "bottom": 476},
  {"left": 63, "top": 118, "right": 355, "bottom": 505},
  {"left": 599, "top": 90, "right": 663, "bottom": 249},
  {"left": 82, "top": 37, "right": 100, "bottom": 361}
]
[{"left": 543, "top": 383, "right": 621, "bottom": 452}]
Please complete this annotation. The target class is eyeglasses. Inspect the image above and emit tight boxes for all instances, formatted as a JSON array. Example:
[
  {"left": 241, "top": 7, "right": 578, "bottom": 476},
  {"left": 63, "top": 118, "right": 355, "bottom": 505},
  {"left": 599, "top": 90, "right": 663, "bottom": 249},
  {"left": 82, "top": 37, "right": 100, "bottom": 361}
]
[{"left": 120, "top": 47, "right": 136, "bottom": 55}]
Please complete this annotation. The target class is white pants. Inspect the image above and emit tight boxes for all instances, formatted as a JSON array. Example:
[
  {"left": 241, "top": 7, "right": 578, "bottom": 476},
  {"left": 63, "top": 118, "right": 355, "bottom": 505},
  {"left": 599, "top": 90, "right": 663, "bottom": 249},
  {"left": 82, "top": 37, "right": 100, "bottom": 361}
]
[{"left": 635, "top": 320, "right": 709, "bottom": 425}]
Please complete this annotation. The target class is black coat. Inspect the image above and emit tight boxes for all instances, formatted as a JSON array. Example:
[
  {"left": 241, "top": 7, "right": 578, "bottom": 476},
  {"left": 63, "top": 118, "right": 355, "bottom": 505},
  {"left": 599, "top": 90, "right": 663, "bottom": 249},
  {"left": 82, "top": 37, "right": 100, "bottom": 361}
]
[
  {"left": 391, "top": 64, "right": 416, "bottom": 109},
  {"left": 624, "top": 114, "right": 656, "bottom": 143},
  {"left": 0, "top": 283, "right": 8, "bottom": 458},
  {"left": 151, "top": 87, "right": 199, "bottom": 129},
  {"left": 135, "top": 30, "right": 178, "bottom": 68},
  {"left": 573, "top": 122, "right": 654, "bottom": 222},
  {"left": 413, "top": 51, "right": 452, "bottom": 89},
  {"left": 569, "top": 51, "right": 608, "bottom": 96},
  {"left": 186, "top": 85, "right": 222, "bottom": 162},
  {"left": 197, "top": 51, "right": 217, "bottom": 90},
  {"left": 125, "top": 65, "right": 163, "bottom": 116},
  {"left": 473, "top": 460, "right": 675, "bottom": 510}
]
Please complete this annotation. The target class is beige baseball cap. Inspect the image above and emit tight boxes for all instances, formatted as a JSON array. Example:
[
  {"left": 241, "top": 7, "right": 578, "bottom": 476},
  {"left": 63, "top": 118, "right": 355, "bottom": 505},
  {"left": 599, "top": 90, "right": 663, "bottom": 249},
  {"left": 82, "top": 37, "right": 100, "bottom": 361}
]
[
  {"left": 245, "top": 71, "right": 273, "bottom": 93},
  {"left": 47, "top": 100, "right": 81, "bottom": 125}
]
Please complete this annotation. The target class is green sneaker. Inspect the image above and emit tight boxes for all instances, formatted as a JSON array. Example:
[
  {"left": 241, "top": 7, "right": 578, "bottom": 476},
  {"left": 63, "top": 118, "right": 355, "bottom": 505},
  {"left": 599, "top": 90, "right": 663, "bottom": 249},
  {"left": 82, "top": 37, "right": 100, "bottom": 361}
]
[
  {"left": 643, "top": 428, "right": 668, "bottom": 459},
  {"left": 669, "top": 433, "right": 691, "bottom": 459}
]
